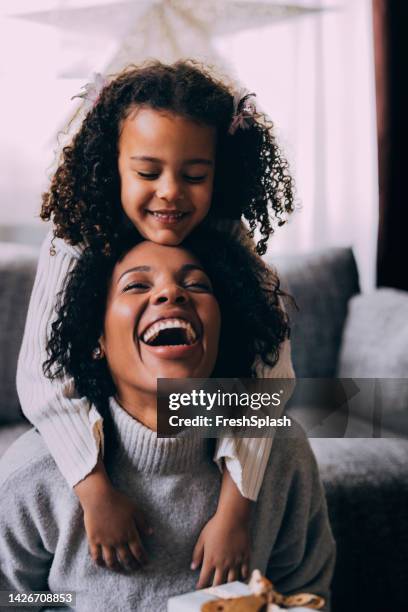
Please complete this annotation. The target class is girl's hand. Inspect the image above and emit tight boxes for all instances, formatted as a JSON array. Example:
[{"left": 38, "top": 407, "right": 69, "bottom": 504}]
[
  {"left": 82, "top": 486, "right": 153, "bottom": 572},
  {"left": 191, "top": 511, "right": 250, "bottom": 589},
  {"left": 74, "top": 459, "right": 152, "bottom": 572}
]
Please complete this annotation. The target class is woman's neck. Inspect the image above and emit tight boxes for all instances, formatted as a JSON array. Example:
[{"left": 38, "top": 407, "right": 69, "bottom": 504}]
[{"left": 114, "top": 392, "right": 157, "bottom": 431}]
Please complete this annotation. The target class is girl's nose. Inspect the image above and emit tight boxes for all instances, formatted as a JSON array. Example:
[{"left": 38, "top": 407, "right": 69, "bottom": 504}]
[
  {"left": 156, "top": 174, "right": 184, "bottom": 204},
  {"left": 152, "top": 285, "right": 188, "bottom": 306}
]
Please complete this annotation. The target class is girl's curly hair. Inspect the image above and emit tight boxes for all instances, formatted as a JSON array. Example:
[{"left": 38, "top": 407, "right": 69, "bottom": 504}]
[
  {"left": 43, "top": 229, "right": 289, "bottom": 411},
  {"left": 41, "top": 60, "right": 295, "bottom": 256}
]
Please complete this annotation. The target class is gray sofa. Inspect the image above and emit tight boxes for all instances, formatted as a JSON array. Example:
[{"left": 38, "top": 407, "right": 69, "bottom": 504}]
[{"left": 1, "top": 242, "right": 407, "bottom": 611}]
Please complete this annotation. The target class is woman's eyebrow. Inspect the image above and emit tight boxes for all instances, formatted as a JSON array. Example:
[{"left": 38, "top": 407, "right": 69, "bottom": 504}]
[
  {"left": 180, "top": 264, "right": 206, "bottom": 273},
  {"left": 117, "top": 263, "right": 206, "bottom": 283},
  {"left": 118, "top": 265, "right": 151, "bottom": 282}
]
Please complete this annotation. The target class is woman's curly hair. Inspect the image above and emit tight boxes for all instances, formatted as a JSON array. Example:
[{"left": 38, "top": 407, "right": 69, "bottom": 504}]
[
  {"left": 41, "top": 60, "right": 295, "bottom": 256},
  {"left": 43, "top": 228, "right": 289, "bottom": 411}
]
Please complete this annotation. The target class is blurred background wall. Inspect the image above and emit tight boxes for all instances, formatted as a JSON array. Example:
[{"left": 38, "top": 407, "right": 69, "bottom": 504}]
[{"left": 0, "top": 0, "right": 379, "bottom": 290}]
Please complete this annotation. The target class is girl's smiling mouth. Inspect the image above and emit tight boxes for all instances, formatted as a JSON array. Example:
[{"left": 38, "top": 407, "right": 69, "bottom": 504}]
[{"left": 145, "top": 209, "right": 190, "bottom": 225}]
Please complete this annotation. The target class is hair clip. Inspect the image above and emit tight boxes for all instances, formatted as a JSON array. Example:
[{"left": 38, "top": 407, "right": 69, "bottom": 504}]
[
  {"left": 72, "top": 72, "right": 108, "bottom": 111},
  {"left": 229, "top": 89, "right": 258, "bottom": 135}
]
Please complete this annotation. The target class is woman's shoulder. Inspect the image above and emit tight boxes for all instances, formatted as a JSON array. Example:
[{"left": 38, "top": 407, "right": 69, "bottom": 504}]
[
  {"left": 269, "top": 415, "right": 318, "bottom": 482},
  {"left": 0, "top": 429, "right": 55, "bottom": 491}
]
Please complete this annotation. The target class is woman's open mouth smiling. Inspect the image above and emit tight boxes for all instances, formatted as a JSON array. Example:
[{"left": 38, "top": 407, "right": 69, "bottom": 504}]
[
  {"left": 142, "top": 318, "right": 197, "bottom": 346},
  {"left": 139, "top": 316, "right": 201, "bottom": 360}
]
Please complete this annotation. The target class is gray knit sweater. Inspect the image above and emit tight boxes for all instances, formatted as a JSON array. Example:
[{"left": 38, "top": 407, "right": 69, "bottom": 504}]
[{"left": 0, "top": 399, "right": 335, "bottom": 612}]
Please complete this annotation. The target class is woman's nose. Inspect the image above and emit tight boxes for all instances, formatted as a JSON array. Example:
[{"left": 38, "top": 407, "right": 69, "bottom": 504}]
[
  {"left": 152, "top": 285, "right": 188, "bottom": 305},
  {"left": 156, "top": 174, "right": 184, "bottom": 204}
]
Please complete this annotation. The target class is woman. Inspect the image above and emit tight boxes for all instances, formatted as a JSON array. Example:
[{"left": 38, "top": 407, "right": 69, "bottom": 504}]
[{"left": 0, "top": 231, "right": 335, "bottom": 611}]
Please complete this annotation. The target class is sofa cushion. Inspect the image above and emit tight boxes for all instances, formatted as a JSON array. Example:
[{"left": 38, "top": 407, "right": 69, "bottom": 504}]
[
  {"left": 270, "top": 248, "right": 360, "bottom": 377},
  {"left": 338, "top": 288, "right": 408, "bottom": 415},
  {"left": 311, "top": 437, "right": 408, "bottom": 612},
  {"left": 0, "top": 243, "right": 38, "bottom": 424},
  {"left": 339, "top": 288, "right": 408, "bottom": 378}
]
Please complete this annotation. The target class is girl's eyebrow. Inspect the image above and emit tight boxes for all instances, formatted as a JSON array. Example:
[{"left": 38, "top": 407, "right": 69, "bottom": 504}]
[
  {"left": 129, "top": 155, "right": 213, "bottom": 165},
  {"left": 184, "top": 159, "right": 213, "bottom": 166}
]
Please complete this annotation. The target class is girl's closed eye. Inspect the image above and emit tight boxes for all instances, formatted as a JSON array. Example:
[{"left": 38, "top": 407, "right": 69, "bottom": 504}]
[
  {"left": 136, "top": 171, "right": 159, "bottom": 180},
  {"left": 136, "top": 171, "right": 207, "bottom": 184},
  {"left": 184, "top": 174, "right": 207, "bottom": 184}
]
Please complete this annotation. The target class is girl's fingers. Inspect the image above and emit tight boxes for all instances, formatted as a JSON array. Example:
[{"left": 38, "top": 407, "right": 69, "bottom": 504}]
[
  {"left": 212, "top": 567, "right": 226, "bottom": 587},
  {"left": 128, "top": 536, "right": 147, "bottom": 565},
  {"left": 191, "top": 537, "right": 204, "bottom": 570},
  {"left": 90, "top": 543, "right": 104, "bottom": 566},
  {"left": 102, "top": 545, "right": 121, "bottom": 572},
  {"left": 116, "top": 544, "right": 137, "bottom": 571},
  {"left": 241, "top": 563, "right": 249, "bottom": 579},
  {"left": 196, "top": 561, "right": 214, "bottom": 590},
  {"left": 227, "top": 567, "right": 237, "bottom": 583}
]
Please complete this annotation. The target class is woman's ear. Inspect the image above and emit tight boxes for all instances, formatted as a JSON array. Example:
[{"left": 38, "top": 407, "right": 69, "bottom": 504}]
[{"left": 92, "top": 337, "right": 105, "bottom": 360}]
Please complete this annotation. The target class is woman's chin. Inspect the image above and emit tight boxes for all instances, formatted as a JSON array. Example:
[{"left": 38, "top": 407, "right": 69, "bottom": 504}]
[
  {"left": 146, "top": 358, "right": 214, "bottom": 382},
  {"left": 152, "top": 363, "right": 209, "bottom": 381}
]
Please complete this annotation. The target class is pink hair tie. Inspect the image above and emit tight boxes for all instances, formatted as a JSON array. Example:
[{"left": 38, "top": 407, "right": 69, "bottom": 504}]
[
  {"left": 71, "top": 72, "right": 108, "bottom": 111},
  {"left": 229, "top": 89, "right": 258, "bottom": 135}
]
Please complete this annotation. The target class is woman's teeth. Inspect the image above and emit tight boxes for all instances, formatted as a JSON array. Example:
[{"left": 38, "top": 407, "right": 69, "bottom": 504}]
[{"left": 142, "top": 318, "right": 196, "bottom": 345}]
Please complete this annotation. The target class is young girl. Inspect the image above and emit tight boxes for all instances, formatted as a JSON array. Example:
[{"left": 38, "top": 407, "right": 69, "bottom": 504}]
[{"left": 17, "top": 60, "right": 295, "bottom": 588}]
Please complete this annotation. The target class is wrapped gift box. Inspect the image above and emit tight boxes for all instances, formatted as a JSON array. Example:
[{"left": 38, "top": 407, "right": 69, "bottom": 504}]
[
  {"left": 167, "top": 581, "right": 251, "bottom": 611},
  {"left": 168, "top": 576, "right": 316, "bottom": 611}
]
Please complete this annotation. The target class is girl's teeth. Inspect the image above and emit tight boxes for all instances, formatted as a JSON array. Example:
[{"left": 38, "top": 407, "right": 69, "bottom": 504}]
[{"left": 152, "top": 212, "right": 184, "bottom": 219}]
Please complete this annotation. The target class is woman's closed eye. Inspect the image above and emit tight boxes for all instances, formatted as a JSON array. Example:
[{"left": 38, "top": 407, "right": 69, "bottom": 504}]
[
  {"left": 184, "top": 279, "right": 213, "bottom": 293},
  {"left": 123, "top": 281, "right": 151, "bottom": 293}
]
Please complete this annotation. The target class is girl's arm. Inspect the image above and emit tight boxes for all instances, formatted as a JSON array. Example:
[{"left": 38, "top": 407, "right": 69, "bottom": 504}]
[
  {"left": 191, "top": 463, "right": 251, "bottom": 589},
  {"left": 16, "top": 232, "right": 102, "bottom": 486},
  {"left": 75, "top": 456, "right": 152, "bottom": 570},
  {"left": 191, "top": 338, "right": 295, "bottom": 587},
  {"left": 16, "top": 232, "right": 148, "bottom": 570},
  {"left": 214, "top": 337, "right": 295, "bottom": 501}
]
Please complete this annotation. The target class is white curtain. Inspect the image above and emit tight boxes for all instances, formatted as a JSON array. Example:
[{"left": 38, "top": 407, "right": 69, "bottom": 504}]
[
  {"left": 1, "top": 0, "right": 378, "bottom": 290},
  {"left": 214, "top": 0, "right": 379, "bottom": 290}
]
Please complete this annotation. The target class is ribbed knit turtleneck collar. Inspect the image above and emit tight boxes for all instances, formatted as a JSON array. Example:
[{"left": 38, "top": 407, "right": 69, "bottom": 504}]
[{"left": 108, "top": 397, "right": 210, "bottom": 474}]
